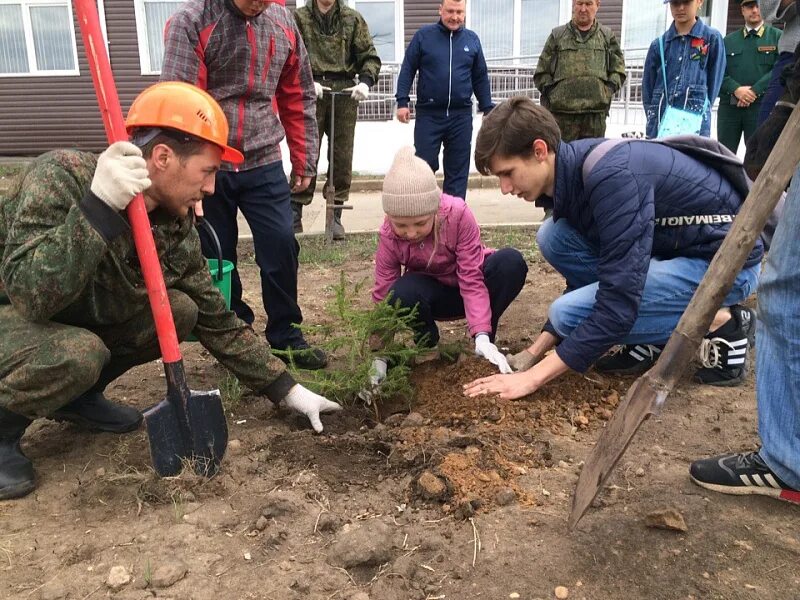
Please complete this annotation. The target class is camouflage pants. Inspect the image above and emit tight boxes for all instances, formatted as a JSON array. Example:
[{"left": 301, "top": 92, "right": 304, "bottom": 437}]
[
  {"left": 0, "top": 290, "right": 198, "bottom": 419},
  {"left": 551, "top": 112, "right": 607, "bottom": 142},
  {"left": 291, "top": 79, "right": 358, "bottom": 207}
]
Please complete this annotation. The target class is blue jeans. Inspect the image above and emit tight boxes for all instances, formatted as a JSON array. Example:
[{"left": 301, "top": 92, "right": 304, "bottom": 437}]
[
  {"left": 537, "top": 218, "right": 760, "bottom": 345},
  {"left": 414, "top": 111, "right": 473, "bottom": 200},
  {"left": 198, "top": 162, "right": 304, "bottom": 350},
  {"left": 387, "top": 248, "right": 527, "bottom": 347},
  {"left": 757, "top": 167, "right": 800, "bottom": 490}
]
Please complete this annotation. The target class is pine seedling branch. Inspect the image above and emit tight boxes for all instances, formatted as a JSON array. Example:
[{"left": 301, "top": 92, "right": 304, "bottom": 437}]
[{"left": 286, "top": 273, "right": 427, "bottom": 406}]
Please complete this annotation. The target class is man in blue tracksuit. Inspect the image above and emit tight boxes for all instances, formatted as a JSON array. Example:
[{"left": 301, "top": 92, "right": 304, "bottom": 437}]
[
  {"left": 463, "top": 97, "right": 762, "bottom": 401},
  {"left": 394, "top": 0, "right": 494, "bottom": 200}
]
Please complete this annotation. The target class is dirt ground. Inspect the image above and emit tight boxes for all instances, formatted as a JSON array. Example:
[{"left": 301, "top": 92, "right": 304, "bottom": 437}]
[{"left": 2, "top": 231, "right": 799, "bottom": 600}]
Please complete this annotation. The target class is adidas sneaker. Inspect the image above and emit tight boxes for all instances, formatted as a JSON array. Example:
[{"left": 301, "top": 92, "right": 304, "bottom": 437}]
[
  {"left": 690, "top": 451, "right": 800, "bottom": 504},
  {"left": 594, "top": 344, "right": 664, "bottom": 375},
  {"left": 695, "top": 305, "right": 756, "bottom": 387}
]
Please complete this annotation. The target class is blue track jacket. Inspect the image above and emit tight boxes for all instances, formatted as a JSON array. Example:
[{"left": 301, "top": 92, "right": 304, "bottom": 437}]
[{"left": 395, "top": 21, "right": 494, "bottom": 115}]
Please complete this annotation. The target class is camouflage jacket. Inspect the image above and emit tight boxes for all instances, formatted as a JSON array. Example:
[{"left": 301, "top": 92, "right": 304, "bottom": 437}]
[
  {"left": 534, "top": 20, "right": 626, "bottom": 114},
  {"left": 294, "top": 0, "right": 381, "bottom": 86},
  {"left": 0, "top": 151, "right": 294, "bottom": 402}
]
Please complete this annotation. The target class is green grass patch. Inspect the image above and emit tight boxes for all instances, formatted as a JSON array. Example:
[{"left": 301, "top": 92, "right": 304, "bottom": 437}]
[
  {"left": 480, "top": 225, "right": 540, "bottom": 263},
  {"left": 298, "top": 232, "right": 379, "bottom": 267},
  {"left": 296, "top": 226, "right": 540, "bottom": 267}
]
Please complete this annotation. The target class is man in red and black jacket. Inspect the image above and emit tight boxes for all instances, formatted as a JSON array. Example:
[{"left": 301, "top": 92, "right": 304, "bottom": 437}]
[{"left": 162, "top": 0, "right": 327, "bottom": 369}]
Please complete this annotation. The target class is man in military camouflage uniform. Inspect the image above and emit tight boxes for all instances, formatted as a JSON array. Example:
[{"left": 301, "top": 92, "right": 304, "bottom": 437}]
[
  {"left": 292, "top": 0, "right": 382, "bottom": 239},
  {"left": 0, "top": 82, "right": 341, "bottom": 500},
  {"left": 534, "top": 0, "right": 626, "bottom": 141}
]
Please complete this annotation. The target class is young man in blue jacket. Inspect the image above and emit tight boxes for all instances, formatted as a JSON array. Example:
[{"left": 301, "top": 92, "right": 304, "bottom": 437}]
[
  {"left": 464, "top": 96, "right": 761, "bottom": 401},
  {"left": 394, "top": 0, "right": 494, "bottom": 200}
]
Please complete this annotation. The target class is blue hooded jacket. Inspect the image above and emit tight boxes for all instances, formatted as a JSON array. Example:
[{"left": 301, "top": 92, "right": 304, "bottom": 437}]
[
  {"left": 395, "top": 21, "right": 494, "bottom": 115},
  {"left": 546, "top": 138, "right": 763, "bottom": 373}
]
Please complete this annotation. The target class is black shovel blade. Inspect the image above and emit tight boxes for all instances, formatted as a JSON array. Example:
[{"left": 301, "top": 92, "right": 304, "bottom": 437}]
[
  {"left": 186, "top": 388, "right": 228, "bottom": 477},
  {"left": 143, "top": 399, "right": 187, "bottom": 477},
  {"left": 143, "top": 361, "right": 229, "bottom": 478}
]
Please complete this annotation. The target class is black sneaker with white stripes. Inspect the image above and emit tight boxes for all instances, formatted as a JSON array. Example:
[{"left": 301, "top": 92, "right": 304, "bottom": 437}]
[
  {"left": 690, "top": 451, "right": 800, "bottom": 504},
  {"left": 594, "top": 344, "right": 664, "bottom": 375},
  {"left": 694, "top": 305, "right": 756, "bottom": 387}
]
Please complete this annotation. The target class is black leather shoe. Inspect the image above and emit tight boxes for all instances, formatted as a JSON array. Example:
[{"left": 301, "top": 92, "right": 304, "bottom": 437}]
[
  {"left": 0, "top": 407, "right": 35, "bottom": 500},
  {"left": 51, "top": 392, "right": 143, "bottom": 434}
]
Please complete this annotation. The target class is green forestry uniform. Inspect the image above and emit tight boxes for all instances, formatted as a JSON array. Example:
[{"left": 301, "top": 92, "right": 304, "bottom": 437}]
[
  {"left": 291, "top": 0, "right": 381, "bottom": 222},
  {"left": 0, "top": 151, "right": 295, "bottom": 419},
  {"left": 534, "top": 20, "right": 626, "bottom": 141},
  {"left": 718, "top": 22, "right": 782, "bottom": 153}
]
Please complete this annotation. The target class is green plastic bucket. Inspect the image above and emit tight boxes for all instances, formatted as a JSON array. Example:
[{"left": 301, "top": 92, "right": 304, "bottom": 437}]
[
  {"left": 208, "top": 258, "right": 234, "bottom": 309},
  {"left": 186, "top": 258, "right": 235, "bottom": 343},
  {"left": 187, "top": 217, "right": 235, "bottom": 342}
]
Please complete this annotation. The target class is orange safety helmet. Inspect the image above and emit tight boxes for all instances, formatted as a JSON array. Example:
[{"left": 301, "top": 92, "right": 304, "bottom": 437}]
[{"left": 126, "top": 81, "right": 244, "bottom": 164}]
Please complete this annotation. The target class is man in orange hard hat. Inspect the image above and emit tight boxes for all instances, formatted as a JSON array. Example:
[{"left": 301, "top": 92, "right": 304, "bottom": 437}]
[{"left": 0, "top": 82, "right": 341, "bottom": 500}]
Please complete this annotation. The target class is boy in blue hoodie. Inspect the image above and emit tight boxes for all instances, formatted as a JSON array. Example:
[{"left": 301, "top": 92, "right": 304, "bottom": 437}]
[
  {"left": 394, "top": 0, "right": 494, "bottom": 200},
  {"left": 642, "top": 0, "right": 726, "bottom": 138}
]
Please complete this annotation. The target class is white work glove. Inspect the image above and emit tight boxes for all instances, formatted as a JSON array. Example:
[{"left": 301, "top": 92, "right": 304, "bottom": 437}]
[
  {"left": 357, "top": 358, "right": 388, "bottom": 405},
  {"left": 505, "top": 349, "right": 539, "bottom": 372},
  {"left": 91, "top": 141, "right": 151, "bottom": 211},
  {"left": 343, "top": 82, "right": 369, "bottom": 102},
  {"left": 314, "top": 82, "right": 331, "bottom": 99},
  {"left": 369, "top": 357, "right": 388, "bottom": 386},
  {"left": 475, "top": 333, "right": 513, "bottom": 374},
  {"left": 282, "top": 384, "right": 342, "bottom": 433}
]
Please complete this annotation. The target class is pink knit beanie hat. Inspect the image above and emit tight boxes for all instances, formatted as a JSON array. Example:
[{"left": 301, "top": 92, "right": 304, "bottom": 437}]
[{"left": 382, "top": 147, "right": 441, "bottom": 217}]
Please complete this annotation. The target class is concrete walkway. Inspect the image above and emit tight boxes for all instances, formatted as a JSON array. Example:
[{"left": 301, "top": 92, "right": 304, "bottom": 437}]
[{"left": 237, "top": 186, "right": 546, "bottom": 239}]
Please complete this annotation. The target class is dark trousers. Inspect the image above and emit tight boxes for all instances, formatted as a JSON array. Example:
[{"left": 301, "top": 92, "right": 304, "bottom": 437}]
[
  {"left": 717, "top": 102, "right": 761, "bottom": 154},
  {"left": 414, "top": 111, "right": 473, "bottom": 200},
  {"left": 758, "top": 51, "right": 795, "bottom": 125},
  {"left": 387, "top": 248, "right": 527, "bottom": 347},
  {"left": 199, "top": 162, "right": 304, "bottom": 350}
]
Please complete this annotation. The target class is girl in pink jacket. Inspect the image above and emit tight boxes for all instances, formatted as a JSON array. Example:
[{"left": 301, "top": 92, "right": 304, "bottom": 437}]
[{"left": 372, "top": 147, "right": 527, "bottom": 376}]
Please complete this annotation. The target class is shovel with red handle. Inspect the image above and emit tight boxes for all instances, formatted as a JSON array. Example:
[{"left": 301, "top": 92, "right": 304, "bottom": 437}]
[{"left": 73, "top": 0, "right": 228, "bottom": 477}]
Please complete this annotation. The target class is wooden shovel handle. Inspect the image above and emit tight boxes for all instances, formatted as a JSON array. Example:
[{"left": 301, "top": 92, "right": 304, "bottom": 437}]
[{"left": 73, "top": 0, "right": 181, "bottom": 364}]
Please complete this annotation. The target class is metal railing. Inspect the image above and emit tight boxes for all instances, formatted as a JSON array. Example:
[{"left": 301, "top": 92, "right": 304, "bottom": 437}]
[{"left": 356, "top": 47, "right": 658, "bottom": 129}]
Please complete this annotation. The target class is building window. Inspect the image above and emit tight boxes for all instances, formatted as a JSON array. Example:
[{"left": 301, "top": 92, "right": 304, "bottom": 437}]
[
  {"left": 0, "top": 0, "right": 79, "bottom": 76},
  {"left": 353, "top": 0, "right": 398, "bottom": 63},
  {"left": 520, "top": 0, "right": 560, "bottom": 58},
  {"left": 295, "top": 0, "right": 404, "bottom": 63},
  {"left": 623, "top": 4, "right": 667, "bottom": 57},
  {"left": 469, "top": 0, "right": 563, "bottom": 61},
  {"left": 134, "top": 0, "right": 182, "bottom": 74}
]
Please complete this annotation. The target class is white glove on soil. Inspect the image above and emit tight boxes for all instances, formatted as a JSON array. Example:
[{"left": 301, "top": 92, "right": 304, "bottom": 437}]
[
  {"left": 282, "top": 384, "right": 342, "bottom": 433},
  {"left": 369, "top": 357, "right": 388, "bottom": 386},
  {"left": 475, "top": 334, "right": 513, "bottom": 374},
  {"left": 314, "top": 82, "right": 331, "bottom": 99},
  {"left": 91, "top": 141, "right": 151, "bottom": 211},
  {"left": 357, "top": 358, "right": 388, "bottom": 405},
  {"left": 343, "top": 82, "right": 370, "bottom": 102},
  {"left": 506, "top": 349, "right": 539, "bottom": 372}
]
